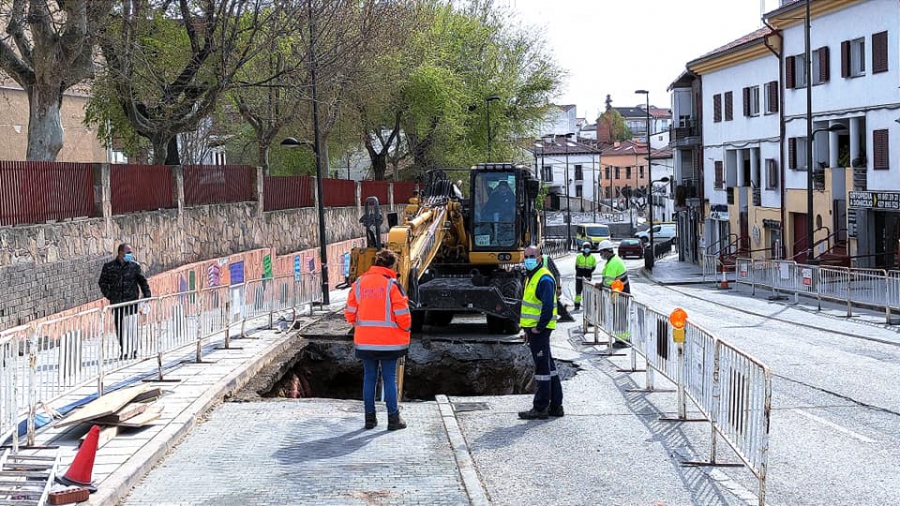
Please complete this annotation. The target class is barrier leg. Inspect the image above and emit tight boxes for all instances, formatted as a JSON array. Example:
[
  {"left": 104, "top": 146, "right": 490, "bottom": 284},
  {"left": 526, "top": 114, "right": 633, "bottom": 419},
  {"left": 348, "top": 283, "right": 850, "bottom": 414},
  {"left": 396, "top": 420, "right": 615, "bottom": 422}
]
[
  {"left": 660, "top": 341, "right": 705, "bottom": 422},
  {"left": 142, "top": 352, "right": 181, "bottom": 384}
]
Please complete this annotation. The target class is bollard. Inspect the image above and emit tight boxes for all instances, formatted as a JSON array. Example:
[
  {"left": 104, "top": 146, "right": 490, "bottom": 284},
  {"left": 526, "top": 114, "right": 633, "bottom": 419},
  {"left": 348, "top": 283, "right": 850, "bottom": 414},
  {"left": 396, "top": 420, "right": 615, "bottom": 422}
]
[{"left": 195, "top": 325, "right": 203, "bottom": 363}]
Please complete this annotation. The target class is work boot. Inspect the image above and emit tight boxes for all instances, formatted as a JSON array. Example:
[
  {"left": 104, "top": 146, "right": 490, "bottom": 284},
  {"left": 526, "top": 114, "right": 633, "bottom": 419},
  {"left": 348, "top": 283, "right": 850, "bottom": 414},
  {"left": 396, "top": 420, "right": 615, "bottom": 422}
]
[
  {"left": 573, "top": 303, "right": 580, "bottom": 311},
  {"left": 364, "top": 412, "right": 377, "bottom": 430},
  {"left": 518, "top": 408, "right": 549, "bottom": 420},
  {"left": 548, "top": 405, "right": 565, "bottom": 418},
  {"left": 612, "top": 339, "right": 629, "bottom": 348},
  {"left": 387, "top": 412, "right": 407, "bottom": 431}
]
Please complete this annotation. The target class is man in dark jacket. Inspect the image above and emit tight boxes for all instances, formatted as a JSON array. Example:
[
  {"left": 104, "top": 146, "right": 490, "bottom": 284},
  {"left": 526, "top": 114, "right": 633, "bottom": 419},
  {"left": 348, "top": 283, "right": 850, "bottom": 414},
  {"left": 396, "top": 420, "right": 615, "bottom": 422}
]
[{"left": 98, "top": 243, "right": 151, "bottom": 359}]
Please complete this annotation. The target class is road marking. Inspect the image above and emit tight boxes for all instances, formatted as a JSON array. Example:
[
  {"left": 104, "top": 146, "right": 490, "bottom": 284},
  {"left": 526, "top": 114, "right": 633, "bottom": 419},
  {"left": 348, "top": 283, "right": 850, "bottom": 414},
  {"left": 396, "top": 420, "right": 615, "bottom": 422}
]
[
  {"left": 709, "top": 469, "right": 776, "bottom": 506},
  {"left": 794, "top": 409, "right": 876, "bottom": 443}
]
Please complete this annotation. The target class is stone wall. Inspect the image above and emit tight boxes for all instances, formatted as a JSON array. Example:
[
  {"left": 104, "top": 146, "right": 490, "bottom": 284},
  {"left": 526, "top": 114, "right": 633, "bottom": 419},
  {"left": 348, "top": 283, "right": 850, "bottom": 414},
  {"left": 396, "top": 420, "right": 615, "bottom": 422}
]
[{"left": 0, "top": 166, "right": 403, "bottom": 330}]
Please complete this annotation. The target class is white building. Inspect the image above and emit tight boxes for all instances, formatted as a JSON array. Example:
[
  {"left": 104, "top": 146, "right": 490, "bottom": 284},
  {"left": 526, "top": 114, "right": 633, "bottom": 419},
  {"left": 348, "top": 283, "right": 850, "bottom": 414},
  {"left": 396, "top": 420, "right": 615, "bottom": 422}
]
[
  {"left": 687, "top": 27, "right": 783, "bottom": 259},
  {"left": 530, "top": 138, "right": 602, "bottom": 212},
  {"left": 769, "top": 0, "right": 900, "bottom": 267},
  {"left": 533, "top": 104, "right": 578, "bottom": 139}
]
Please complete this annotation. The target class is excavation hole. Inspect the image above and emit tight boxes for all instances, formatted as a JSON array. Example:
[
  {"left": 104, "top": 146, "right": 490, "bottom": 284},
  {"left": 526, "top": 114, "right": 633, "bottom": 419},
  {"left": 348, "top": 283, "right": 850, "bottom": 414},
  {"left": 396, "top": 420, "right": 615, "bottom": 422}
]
[{"left": 263, "top": 339, "right": 578, "bottom": 401}]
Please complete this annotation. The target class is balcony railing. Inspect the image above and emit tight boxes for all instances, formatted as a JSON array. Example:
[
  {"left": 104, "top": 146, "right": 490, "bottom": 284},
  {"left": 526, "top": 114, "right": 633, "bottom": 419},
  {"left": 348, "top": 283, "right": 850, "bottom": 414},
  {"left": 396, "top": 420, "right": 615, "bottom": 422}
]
[
  {"left": 673, "top": 119, "right": 700, "bottom": 147},
  {"left": 675, "top": 178, "right": 702, "bottom": 207}
]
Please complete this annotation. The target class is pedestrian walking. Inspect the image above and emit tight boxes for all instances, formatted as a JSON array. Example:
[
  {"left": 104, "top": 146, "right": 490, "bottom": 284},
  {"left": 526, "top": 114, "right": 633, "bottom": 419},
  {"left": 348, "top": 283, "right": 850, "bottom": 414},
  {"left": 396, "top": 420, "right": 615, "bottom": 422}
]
[
  {"left": 344, "top": 249, "right": 411, "bottom": 431},
  {"left": 518, "top": 245, "right": 564, "bottom": 420},
  {"left": 98, "top": 243, "right": 151, "bottom": 359},
  {"left": 596, "top": 240, "right": 630, "bottom": 347},
  {"left": 573, "top": 244, "right": 597, "bottom": 310}
]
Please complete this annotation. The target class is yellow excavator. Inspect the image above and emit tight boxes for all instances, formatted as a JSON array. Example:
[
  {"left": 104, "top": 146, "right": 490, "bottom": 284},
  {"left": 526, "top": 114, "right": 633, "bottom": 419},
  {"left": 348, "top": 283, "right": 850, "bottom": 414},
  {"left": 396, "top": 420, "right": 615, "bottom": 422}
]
[{"left": 349, "top": 163, "right": 543, "bottom": 333}]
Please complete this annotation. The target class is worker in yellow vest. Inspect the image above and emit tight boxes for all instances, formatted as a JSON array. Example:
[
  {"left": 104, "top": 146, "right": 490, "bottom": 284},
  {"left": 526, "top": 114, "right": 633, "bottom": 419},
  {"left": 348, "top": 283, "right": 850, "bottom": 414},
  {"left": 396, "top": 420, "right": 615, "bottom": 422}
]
[
  {"left": 597, "top": 240, "right": 630, "bottom": 347},
  {"left": 573, "top": 244, "right": 597, "bottom": 310},
  {"left": 517, "top": 245, "right": 564, "bottom": 420}
]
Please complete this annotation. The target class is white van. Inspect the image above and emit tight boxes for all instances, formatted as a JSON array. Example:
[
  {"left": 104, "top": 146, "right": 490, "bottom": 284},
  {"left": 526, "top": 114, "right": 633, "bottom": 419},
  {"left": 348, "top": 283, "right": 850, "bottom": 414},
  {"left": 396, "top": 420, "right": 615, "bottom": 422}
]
[{"left": 635, "top": 223, "right": 676, "bottom": 244}]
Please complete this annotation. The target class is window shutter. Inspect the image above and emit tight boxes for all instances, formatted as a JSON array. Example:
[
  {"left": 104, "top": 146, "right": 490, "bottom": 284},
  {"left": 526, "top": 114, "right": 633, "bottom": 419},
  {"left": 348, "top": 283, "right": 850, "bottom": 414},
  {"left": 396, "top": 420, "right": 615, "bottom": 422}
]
[
  {"left": 818, "top": 46, "right": 830, "bottom": 82},
  {"left": 873, "top": 31, "right": 888, "bottom": 74},
  {"left": 766, "top": 81, "right": 779, "bottom": 113},
  {"left": 715, "top": 161, "right": 723, "bottom": 189},
  {"left": 743, "top": 87, "right": 750, "bottom": 117},
  {"left": 766, "top": 159, "right": 778, "bottom": 189},
  {"left": 841, "top": 40, "right": 851, "bottom": 77},
  {"left": 786, "top": 55, "right": 796, "bottom": 88},
  {"left": 789, "top": 138, "right": 797, "bottom": 169},
  {"left": 874, "top": 129, "right": 889, "bottom": 169},
  {"left": 724, "top": 91, "right": 733, "bottom": 121},
  {"left": 713, "top": 94, "right": 722, "bottom": 123}
]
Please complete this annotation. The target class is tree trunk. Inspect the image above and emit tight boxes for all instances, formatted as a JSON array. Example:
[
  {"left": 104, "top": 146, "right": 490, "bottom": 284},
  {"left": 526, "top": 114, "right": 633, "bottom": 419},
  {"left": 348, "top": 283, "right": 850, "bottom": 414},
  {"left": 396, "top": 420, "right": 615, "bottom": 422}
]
[
  {"left": 165, "top": 137, "right": 180, "bottom": 165},
  {"left": 371, "top": 152, "right": 387, "bottom": 180},
  {"left": 257, "top": 142, "right": 271, "bottom": 175},
  {"left": 25, "top": 85, "right": 65, "bottom": 161}
]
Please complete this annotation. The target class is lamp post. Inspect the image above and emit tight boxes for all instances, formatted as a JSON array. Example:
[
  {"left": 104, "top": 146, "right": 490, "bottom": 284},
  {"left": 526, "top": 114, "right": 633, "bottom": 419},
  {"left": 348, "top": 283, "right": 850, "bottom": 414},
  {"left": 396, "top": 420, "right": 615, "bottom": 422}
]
[
  {"left": 635, "top": 89, "right": 653, "bottom": 267},
  {"left": 805, "top": 124, "right": 847, "bottom": 263},
  {"left": 486, "top": 94, "right": 500, "bottom": 162},
  {"left": 561, "top": 133, "right": 574, "bottom": 249}
]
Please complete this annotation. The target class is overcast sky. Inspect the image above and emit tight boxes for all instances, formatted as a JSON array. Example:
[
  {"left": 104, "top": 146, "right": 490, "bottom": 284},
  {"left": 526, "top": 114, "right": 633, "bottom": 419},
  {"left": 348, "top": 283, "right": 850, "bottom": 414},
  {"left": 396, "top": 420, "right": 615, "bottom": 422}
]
[{"left": 507, "top": 0, "right": 781, "bottom": 121}]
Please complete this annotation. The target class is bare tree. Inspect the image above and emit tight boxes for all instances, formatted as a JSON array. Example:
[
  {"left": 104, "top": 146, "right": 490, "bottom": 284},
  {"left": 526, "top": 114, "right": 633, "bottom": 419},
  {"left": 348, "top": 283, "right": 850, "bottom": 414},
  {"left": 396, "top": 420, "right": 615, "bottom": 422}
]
[
  {"left": 0, "top": 0, "right": 114, "bottom": 160},
  {"left": 94, "top": 0, "right": 290, "bottom": 165}
]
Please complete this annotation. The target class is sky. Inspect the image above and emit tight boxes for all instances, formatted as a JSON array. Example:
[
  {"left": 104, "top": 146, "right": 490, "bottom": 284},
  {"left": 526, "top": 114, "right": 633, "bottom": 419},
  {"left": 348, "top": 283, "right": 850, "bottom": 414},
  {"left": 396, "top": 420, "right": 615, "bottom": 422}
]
[{"left": 506, "top": 0, "right": 782, "bottom": 121}]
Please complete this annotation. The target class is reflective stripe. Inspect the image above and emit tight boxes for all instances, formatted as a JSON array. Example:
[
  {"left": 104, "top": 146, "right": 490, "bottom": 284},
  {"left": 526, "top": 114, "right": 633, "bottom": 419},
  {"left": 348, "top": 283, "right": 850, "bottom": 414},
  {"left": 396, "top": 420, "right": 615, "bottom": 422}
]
[
  {"left": 345, "top": 306, "right": 358, "bottom": 313},
  {"left": 394, "top": 308, "right": 410, "bottom": 315},
  {"left": 355, "top": 282, "right": 361, "bottom": 302},
  {"left": 534, "top": 374, "right": 552, "bottom": 381},
  {"left": 356, "top": 344, "right": 410, "bottom": 351},
  {"left": 521, "top": 301, "right": 542, "bottom": 310},
  {"left": 520, "top": 314, "right": 539, "bottom": 321},
  {"left": 356, "top": 320, "right": 400, "bottom": 328},
  {"left": 384, "top": 278, "right": 392, "bottom": 321}
]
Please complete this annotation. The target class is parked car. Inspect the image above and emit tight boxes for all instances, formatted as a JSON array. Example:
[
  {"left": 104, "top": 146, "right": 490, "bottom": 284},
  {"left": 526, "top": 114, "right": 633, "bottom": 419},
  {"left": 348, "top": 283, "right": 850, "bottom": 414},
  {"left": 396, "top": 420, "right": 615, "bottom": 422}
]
[
  {"left": 618, "top": 238, "right": 644, "bottom": 259},
  {"left": 635, "top": 223, "right": 677, "bottom": 244},
  {"left": 574, "top": 223, "right": 611, "bottom": 251}
]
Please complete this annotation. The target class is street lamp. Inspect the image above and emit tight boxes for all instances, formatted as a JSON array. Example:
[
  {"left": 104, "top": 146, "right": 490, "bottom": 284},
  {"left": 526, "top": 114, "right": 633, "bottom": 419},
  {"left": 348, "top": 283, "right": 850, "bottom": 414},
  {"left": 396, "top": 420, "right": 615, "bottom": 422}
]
[
  {"left": 282, "top": 137, "right": 330, "bottom": 305},
  {"left": 635, "top": 89, "right": 654, "bottom": 267},
  {"left": 560, "top": 133, "right": 575, "bottom": 248},
  {"left": 805, "top": 123, "right": 847, "bottom": 264},
  {"left": 486, "top": 94, "right": 500, "bottom": 162}
]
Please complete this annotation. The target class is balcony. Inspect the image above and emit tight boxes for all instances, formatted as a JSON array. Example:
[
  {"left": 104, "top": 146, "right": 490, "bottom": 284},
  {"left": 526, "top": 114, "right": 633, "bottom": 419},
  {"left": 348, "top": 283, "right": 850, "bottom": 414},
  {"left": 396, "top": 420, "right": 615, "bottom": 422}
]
[
  {"left": 675, "top": 178, "right": 702, "bottom": 208},
  {"left": 672, "top": 119, "right": 700, "bottom": 148}
]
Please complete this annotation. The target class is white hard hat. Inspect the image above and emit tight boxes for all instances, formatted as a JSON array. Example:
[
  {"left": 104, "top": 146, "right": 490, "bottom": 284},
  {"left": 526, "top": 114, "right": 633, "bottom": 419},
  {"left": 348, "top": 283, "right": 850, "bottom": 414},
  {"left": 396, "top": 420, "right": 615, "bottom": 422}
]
[{"left": 597, "top": 240, "right": 615, "bottom": 251}]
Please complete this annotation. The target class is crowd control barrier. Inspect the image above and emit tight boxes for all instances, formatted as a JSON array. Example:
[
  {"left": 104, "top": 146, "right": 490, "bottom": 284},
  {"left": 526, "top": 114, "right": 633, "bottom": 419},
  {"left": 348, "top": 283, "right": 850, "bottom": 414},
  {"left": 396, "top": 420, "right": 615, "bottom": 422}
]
[
  {"left": 583, "top": 281, "right": 772, "bottom": 506},
  {"left": 0, "top": 273, "right": 321, "bottom": 448},
  {"left": 732, "top": 257, "right": 900, "bottom": 323}
]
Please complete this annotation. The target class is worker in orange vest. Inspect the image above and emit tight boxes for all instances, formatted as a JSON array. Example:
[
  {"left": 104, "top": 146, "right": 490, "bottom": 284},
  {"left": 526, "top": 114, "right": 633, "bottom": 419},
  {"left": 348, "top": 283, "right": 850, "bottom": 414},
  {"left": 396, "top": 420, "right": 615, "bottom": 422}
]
[{"left": 345, "top": 249, "right": 411, "bottom": 431}]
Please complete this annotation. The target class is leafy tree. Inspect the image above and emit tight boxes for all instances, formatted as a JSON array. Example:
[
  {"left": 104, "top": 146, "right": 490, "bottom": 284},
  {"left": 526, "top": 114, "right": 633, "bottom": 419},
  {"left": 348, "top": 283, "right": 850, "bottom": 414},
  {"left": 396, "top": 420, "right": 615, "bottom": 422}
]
[
  {"left": 598, "top": 109, "right": 632, "bottom": 142},
  {"left": 0, "top": 0, "right": 114, "bottom": 160}
]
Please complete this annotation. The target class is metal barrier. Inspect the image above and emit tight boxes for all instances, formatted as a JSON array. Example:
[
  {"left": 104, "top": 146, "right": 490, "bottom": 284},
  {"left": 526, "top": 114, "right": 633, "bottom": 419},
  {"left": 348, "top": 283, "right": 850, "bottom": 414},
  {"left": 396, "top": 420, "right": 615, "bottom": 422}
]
[
  {"left": 0, "top": 274, "right": 321, "bottom": 448},
  {"left": 587, "top": 290, "right": 772, "bottom": 506},
  {"left": 702, "top": 254, "right": 718, "bottom": 281}
]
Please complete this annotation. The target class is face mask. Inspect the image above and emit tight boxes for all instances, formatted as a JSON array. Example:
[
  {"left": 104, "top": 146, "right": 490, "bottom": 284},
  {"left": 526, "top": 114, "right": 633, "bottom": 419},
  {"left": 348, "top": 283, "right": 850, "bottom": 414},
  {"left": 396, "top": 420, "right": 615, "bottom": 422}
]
[
  {"left": 123, "top": 253, "right": 134, "bottom": 263},
  {"left": 583, "top": 248, "right": 591, "bottom": 254},
  {"left": 524, "top": 258, "right": 538, "bottom": 270}
]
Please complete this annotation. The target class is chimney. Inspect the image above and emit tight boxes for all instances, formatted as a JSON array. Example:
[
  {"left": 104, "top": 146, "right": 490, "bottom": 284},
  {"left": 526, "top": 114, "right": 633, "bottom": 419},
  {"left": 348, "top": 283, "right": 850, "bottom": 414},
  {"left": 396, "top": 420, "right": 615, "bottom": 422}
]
[{"left": 597, "top": 115, "right": 613, "bottom": 144}]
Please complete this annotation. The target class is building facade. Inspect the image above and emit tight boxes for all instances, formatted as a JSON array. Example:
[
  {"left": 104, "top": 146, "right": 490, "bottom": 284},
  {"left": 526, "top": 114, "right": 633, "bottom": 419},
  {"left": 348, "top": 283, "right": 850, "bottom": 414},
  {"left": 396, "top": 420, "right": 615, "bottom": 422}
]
[{"left": 531, "top": 138, "right": 601, "bottom": 212}]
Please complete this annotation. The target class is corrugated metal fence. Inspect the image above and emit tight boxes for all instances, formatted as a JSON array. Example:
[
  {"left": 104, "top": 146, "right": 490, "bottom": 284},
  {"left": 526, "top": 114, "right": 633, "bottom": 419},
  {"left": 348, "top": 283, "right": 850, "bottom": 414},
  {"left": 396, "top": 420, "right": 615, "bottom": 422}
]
[
  {"left": 184, "top": 165, "right": 256, "bottom": 206},
  {"left": 263, "top": 176, "right": 314, "bottom": 211},
  {"left": 0, "top": 161, "right": 97, "bottom": 226},
  {"left": 110, "top": 164, "right": 175, "bottom": 214}
]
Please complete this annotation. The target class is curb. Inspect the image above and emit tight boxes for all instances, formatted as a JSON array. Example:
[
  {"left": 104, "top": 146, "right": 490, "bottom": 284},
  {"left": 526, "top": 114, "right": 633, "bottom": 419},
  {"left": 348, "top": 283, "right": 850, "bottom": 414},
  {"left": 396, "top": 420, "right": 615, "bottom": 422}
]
[
  {"left": 435, "top": 395, "right": 490, "bottom": 506},
  {"left": 87, "top": 327, "right": 302, "bottom": 506}
]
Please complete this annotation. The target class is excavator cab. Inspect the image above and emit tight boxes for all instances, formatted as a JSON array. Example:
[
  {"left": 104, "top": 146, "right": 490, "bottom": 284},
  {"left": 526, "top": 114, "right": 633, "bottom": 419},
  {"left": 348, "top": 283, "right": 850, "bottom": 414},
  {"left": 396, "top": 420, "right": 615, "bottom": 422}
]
[{"left": 469, "top": 164, "right": 541, "bottom": 258}]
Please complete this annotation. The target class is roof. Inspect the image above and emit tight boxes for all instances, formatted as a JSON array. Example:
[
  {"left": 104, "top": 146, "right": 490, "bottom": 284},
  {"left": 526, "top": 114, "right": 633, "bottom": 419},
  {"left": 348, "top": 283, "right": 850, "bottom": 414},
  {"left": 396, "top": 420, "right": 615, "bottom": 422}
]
[
  {"left": 530, "top": 138, "right": 601, "bottom": 156},
  {"left": 764, "top": 0, "right": 859, "bottom": 29},
  {"left": 686, "top": 27, "right": 774, "bottom": 74},
  {"left": 667, "top": 69, "right": 697, "bottom": 91},
  {"left": 613, "top": 107, "right": 649, "bottom": 119},
  {"left": 600, "top": 140, "right": 650, "bottom": 156},
  {"left": 648, "top": 146, "right": 673, "bottom": 159},
  {"left": 649, "top": 107, "right": 671, "bottom": 119}
]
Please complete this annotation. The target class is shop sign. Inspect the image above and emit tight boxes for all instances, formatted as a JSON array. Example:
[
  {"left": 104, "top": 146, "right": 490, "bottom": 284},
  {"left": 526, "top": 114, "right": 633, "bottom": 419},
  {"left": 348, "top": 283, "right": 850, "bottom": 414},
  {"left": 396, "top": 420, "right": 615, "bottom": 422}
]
[{"left": 849, "top": 191, "right": 900, "bottom": 210}]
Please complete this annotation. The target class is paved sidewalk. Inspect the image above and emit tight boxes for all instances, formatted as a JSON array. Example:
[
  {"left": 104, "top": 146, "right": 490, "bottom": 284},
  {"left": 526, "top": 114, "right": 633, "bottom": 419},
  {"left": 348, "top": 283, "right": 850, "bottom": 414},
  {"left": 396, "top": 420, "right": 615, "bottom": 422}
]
[
  {"left": 644, "top": 253, "right": 733, "bottom": 285},
  {"left": 28, "top": 313, "right": 311, "bottom": 506}
]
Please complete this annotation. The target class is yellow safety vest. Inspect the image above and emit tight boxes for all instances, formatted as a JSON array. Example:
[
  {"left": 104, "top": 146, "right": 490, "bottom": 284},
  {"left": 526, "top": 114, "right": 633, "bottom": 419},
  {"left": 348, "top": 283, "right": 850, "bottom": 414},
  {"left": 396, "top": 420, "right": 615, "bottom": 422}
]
[{"left": 519, "top": 266, "right": 558, "bottom": 329}]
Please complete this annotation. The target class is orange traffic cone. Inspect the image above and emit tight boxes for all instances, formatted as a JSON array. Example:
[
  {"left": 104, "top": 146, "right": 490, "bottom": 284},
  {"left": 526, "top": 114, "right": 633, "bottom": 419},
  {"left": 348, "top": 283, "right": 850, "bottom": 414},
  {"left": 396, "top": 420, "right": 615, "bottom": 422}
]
[{"left": 57, "top": 425, "right": 100, "bottom": 492}]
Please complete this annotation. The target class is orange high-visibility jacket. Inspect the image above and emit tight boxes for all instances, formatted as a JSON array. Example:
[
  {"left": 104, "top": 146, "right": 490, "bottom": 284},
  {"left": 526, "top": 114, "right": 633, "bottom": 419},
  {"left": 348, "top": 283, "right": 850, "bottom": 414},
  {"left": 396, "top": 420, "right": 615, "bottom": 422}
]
[{"left": 345, "top": 266, "right": 411, "bottom": 352}]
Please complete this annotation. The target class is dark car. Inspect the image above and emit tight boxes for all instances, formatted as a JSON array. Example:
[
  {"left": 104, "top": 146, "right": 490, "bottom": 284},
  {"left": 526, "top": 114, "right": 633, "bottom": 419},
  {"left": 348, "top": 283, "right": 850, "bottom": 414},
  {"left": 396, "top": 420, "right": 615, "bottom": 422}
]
[{"left": 618, "top": 238, "right": 644, "bottom": 259}]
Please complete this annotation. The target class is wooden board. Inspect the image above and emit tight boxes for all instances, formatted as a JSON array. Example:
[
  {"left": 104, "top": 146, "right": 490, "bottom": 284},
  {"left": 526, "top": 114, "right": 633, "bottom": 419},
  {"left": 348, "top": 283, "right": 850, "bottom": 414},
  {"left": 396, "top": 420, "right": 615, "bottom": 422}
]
[
  {"left": 56, "top": 385, "right": 151, "bottom": 427},
  {"left": 131, "top": 387, "right": 164, "bottom": 404},
  {"left": 94, "top": 403, "right": 147, "bottom": 424},
  {"left": 80, "top": 426, "right": 119, "bottom": 449},
  {"left": 108, "top": 406, "right": 162, "bottom": 428}
]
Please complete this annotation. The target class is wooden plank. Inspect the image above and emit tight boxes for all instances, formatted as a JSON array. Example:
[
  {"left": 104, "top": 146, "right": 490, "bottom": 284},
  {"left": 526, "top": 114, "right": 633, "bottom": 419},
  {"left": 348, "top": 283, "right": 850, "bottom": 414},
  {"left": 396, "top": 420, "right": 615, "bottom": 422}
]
[
  {"left": 131, "top": 388, "right": 163, "bottom": 404},
  {"left": 94, "top": 403, "right": 147, "bottom": 424},
  {"left": 107, "top": 406, "right": 163, "bottom": 428},
  {"left": 56, "top": 385, "right": 151, "bottom": 428},
  {"left": 79, "top": 426, "right": 119, "bottom": 449}
]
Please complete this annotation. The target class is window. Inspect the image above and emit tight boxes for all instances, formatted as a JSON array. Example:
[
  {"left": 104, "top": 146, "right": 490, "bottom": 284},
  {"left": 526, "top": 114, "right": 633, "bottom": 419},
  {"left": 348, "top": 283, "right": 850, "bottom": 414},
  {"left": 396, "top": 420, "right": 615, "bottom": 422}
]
[
  {"left": 615, "top": 167, "right": 621, "bottom": 179},
  {"left": 575, "top": 185, "right": 583, "bottom": 198},
  {"left": 639, "top": 166, "right": 644, "bottom": 178},
  {"left": 765, "top": 159, "right": 779, "bottom": 190},
  {"left": 764, "top": 81, "right": 779, "bottom": 114},
  {"left": 714, "top": 161, "right": 724, "bottom": 189},
  {"left": 743, "top": 86, "right": 760, "bottom": 116},
  {"left": 713, "top": 94, "right": 722, "bottom": 123},
  {"left": 472, "top": 172, "right": 517, "bottom": 247},
  {"left": 605, "top": 186, "right": 612, "bottom": 198},
  {"left": 604, "top": 166, "right": 610, "bottom": 180},
  {"left": 874, "top": 129, "right": 890, "bottom": 170},
  {"left": 812, "top": 47, "right": 830, "bottom": 84},
  {"left": 872, "top": 31, "right": 888, "bottom": 74},
  {"left": 724, "top": 91, "right": 734, "bottom": 121},
  {"left": 795, "top": 54, "right": 808, "bottom": 88},
  {"left": 574, "top": 165, "right": 583, "bottom": 181},
  {"left": 842, "top": 38, "right": 866, "bottom": 77},
  {"left": 626, "top": 166, "right": 632, "bottom": 178},
  {"left": 541, "top": 165, "right": 553, "bottom": 182},
  {"left": 788, "top": 137, "right": 809, "bottom": 170}
]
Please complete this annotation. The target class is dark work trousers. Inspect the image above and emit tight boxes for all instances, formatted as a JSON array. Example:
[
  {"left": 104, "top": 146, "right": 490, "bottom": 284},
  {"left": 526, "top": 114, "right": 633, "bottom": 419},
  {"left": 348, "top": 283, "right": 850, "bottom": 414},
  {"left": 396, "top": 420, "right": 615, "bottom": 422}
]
[
  {"left": 113, "top": 305, "right": 137, "bottom": 357},
  {"left": 527, "top": 328, "right": 563, "bottom": 411},
  {"left": 575, "top": 276, "right": 592, "bottom": 300}
]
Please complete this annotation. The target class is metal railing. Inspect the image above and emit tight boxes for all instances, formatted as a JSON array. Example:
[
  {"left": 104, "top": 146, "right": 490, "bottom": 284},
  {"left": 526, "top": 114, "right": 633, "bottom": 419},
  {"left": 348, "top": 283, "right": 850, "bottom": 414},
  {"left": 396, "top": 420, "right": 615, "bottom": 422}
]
[
  {"left": 732, "top": 257, "right": 900, "bottom": 322},
  {"left": 583, "top": 282, "right": 772, "bottom": 506},
  {"left": 0, "top": 273, "right": 321, "bottom": 447}
]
